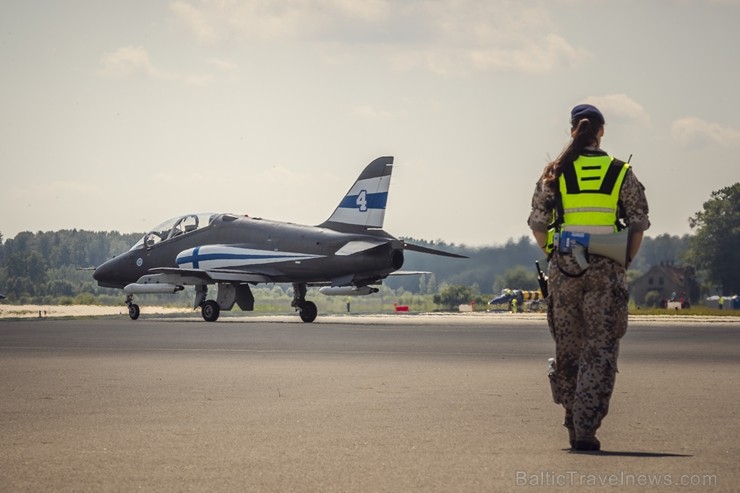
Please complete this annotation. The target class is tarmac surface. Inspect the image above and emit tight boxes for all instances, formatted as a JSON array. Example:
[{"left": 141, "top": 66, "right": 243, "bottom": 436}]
[{"left": 1, "top": 313, "right": 738, "bottom": 492}]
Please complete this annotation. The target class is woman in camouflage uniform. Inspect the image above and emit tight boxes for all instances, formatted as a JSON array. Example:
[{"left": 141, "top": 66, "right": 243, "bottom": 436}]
[{"left": 528, "top": 104, "right": 650, "bottom": 451}]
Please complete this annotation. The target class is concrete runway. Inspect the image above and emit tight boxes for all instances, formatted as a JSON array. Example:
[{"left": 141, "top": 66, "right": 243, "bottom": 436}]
[{"left": 1, "top": 314, "right": 738, "bottom": 492}]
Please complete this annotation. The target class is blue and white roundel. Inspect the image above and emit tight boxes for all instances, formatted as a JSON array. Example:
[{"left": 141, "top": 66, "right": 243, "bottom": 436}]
[{"left": 176, "top": 246, "right": 324, "bottom": 270}]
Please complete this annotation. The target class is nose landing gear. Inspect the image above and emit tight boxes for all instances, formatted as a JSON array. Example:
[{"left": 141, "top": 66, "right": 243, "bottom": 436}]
[{"left": 125, "top": 295, "right": 140, "bottom": 320}]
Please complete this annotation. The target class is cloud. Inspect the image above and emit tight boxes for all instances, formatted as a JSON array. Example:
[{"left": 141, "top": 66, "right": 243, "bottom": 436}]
[
  {"left": 581, "top": 94, "right": 650, "bottom": 125},
  {"left": 169, "top": 1, "right": 221, "bottom": 45},
  {"left": 98, "top": 46, "right": 158, "bottom": 78},
  {"left": 671, "top": 116, "right": 740, "bottom": 148},
  {"left": 170, "top": 0, "right": 392, "bottom": 42},
  {"left": 468, "top": 34, "right": 588, "bottom": 74},
  {"left": 168, "top": 0, "right": 589, "bottom": 75},
  {"left": 98, "top": 46, "right": 212, "bottom": 86},
  {"left": 208, "top": 58, "right": 239, "bottom": 71}
]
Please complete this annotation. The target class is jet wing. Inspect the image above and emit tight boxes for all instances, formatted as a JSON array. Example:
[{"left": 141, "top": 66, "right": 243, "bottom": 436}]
[{"left": 336, "top": 240, "right": 468, "bottom": 259}]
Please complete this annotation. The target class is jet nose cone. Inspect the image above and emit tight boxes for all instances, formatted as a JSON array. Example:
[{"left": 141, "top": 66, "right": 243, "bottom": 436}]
[
  {"left": 92, "top": 260, "right": 112, "bottom": 282},
  {"left": 93, "top": 257, "right": 126, "bottom": 288}
]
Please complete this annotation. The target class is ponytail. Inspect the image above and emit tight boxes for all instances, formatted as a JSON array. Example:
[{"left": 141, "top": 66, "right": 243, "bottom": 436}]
[{"left": 541, "top": 118, "right": 602, "bottom": 186}]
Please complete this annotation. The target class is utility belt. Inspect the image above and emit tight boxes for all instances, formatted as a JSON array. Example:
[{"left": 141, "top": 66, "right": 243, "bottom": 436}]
[{"left": 552, "top": 229, "right": 630, "bottom": 270}]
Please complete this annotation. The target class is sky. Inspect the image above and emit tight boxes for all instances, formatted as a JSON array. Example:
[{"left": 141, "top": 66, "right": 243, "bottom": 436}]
[{"left": 2, "top": 0, "right": 740, "bottom": 247}]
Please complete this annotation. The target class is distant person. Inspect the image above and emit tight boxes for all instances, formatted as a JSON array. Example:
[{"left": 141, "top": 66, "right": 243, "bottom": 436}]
[
  {"left": 346, "top": 296, "right": 351, "bottom": 313},
  {"left": 719, "top": 295, "right": 724, "bottom": 310},
  {"left": 528, "top": 103, "right": 650, "bottom": 451}
]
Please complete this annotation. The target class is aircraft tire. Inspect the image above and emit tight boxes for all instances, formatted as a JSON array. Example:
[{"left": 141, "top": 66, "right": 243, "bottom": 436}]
[
  {"left": 128, "top": 304, "right": 140, "bottom": 320},
  {"left": 299, "top": 301, "right": 318, "bottom": 323},
  {"left": 202, "top": 300, "right": 220, "bottom": 322}
]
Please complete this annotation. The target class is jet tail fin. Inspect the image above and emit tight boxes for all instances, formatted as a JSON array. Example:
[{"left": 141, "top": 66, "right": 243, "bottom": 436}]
[{"left": 319, "top": 156, "right": 393, "bottom": 232}]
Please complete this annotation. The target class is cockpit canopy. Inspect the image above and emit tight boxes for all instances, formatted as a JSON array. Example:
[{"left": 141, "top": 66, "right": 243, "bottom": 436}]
[{"left": 130, "top": 213, "right": 219, "bottom": 251}]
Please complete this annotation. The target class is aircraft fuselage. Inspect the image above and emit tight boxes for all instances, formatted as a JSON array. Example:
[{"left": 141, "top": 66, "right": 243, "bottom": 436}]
[{"left": 93, "top": 213, "right": 404, "bottom": 289}]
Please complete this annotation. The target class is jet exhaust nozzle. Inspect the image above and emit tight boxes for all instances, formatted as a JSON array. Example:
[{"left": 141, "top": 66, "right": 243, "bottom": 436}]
[
  {"left": 319, "top": 286, "right": 379, "bottom": 296},
  {"left": 390, "top": 249, "right": 404, "bottom": 270},
  {"left": 124, "top": 283, "right": 184, "bottom": 295}
]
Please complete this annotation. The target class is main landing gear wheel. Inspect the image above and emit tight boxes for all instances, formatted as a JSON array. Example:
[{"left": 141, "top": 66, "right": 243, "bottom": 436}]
[
  {"left": 299, "top": 301, "right": 318, "bottom": 323},
  {"left": 201, "top": 300, "right": 220, "bottom": 322},
  {"left": 291, "top": 283, "right": 317, "bottom": 323}
]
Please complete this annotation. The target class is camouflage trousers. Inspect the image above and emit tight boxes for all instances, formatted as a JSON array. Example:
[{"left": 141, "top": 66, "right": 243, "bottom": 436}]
[{"left": 546, "top": 253, "right": 629, "bottom": 439}]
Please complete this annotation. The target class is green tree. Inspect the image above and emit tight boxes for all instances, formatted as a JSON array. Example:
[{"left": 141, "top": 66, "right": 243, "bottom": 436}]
[
  {"left": 686, "top": 183, "right": 740, "bottom": 294},
  {"left": 6, "top": 251, "right": 48, "bottom": 286},
  {"left": 433, "top": 284, "right": 474, "bottom": 310},
  {"left": 7, "top": 276, "right": 35, "bottom": 298},
  {"left": 47, "top": 279, "right": 76, "bottom": 297},
  {"left": 425, "top": 273, "right": 437, "bottom": 294},
  {"left": 493, "top": 266, "right": 539, "bottom": 293}
]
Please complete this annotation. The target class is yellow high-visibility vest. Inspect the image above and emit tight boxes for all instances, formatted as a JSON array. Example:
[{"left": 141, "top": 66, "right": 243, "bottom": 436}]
[{"left": 546, "top": 154, "right": 629, "bottom": 252}]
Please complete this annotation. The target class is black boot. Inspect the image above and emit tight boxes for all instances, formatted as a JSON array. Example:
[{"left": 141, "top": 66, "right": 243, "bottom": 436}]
[
  {"left": 564, "top": 416, "right": 575, "bottom": 449},
  {"left": 573, "top": 436, "right": 601, "bottom": 451}
]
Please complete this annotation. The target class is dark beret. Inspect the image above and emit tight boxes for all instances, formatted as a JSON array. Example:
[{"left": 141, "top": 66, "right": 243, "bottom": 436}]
[{"left": 571, "top": 104, "right": 605, "bottom": 125}]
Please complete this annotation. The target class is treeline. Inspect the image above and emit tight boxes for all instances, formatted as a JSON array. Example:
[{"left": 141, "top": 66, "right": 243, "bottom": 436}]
[
  {"left": 0, "top": 230, "right": 141, "bottom": 303},
  {"left": 385, "top": 234, "right": 691, "bottom": 294},
  {"left": 0, "top": 228, "right": 691, "bottom": 304}
]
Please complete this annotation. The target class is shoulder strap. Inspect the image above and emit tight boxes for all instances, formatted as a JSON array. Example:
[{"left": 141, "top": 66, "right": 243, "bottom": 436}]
[
  {"left": 548, "top": 162, "right": 572, "bottom": 231},
  {"left": 599, "top": 158, "right": 626, "bottom": 194}
]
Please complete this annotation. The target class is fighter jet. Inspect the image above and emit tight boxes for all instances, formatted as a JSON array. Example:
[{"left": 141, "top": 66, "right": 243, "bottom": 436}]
[
  {"left": 488, "top": 289, "right": 546, "bottom": 312},
  {"left": 93, "top": 156, "right": 466, "bottom": 322}
]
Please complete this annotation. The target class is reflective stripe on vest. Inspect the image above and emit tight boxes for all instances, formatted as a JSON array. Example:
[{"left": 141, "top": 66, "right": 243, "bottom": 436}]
[{"left": 558, "top": 155, "right": 629, "bottom": 234}]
